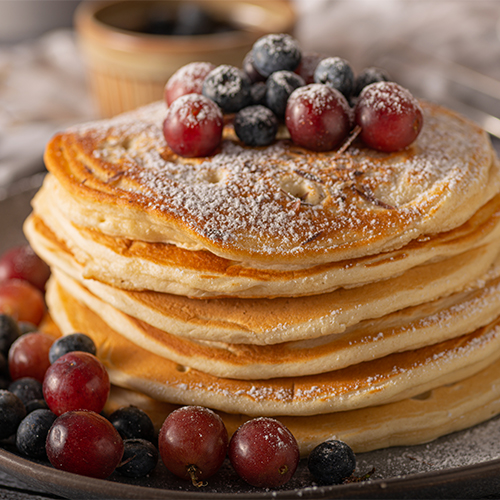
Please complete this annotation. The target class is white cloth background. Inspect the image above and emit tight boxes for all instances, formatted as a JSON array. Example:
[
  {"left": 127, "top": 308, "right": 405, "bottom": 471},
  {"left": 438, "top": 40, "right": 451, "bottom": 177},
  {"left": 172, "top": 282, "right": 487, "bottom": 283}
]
[{"left": 0, "top": 29, "right": 96, "bottom": 188}]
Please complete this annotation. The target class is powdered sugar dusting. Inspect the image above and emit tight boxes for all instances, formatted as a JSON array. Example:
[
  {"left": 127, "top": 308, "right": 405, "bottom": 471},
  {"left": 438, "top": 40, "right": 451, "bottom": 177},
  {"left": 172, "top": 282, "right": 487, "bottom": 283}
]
[
  {"left": 67, "top": 100, "right": 496, "bottom": 262},
  {"left": 359, "top": 81, "right": 422, "bottom": 115},
  {"left": 167, "top": 93, "right": 222, "bottom": 128}
]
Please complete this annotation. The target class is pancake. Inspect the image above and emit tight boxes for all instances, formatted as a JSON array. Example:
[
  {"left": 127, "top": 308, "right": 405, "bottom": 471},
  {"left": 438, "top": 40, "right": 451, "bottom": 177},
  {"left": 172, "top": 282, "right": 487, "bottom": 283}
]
[
  {"left": 105, "top": 364, "right": 500, "bottom": 457},
  {"left": 50, "top": 265, "right": 500, "bottom": 380},
  {"left": 32, "top": 174, "right": 500, "bottom": 298},
  {"left": 26, "top": 212, "right": 500, "bottom": 345},
  {"left": 47, "top": 276, "right": 500, "bottom": 417},
  {"left": 42, "top": 100, "right": 500, "bottom": 267},
  {"left": 27, "top": 85, "right": 500, "bottom": 460}
]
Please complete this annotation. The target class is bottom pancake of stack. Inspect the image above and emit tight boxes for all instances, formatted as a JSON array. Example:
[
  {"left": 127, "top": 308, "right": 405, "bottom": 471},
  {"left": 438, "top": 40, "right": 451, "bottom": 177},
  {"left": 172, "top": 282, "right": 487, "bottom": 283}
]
[{"left": 48, "top": 279, "right": 500, "bottom": 456}]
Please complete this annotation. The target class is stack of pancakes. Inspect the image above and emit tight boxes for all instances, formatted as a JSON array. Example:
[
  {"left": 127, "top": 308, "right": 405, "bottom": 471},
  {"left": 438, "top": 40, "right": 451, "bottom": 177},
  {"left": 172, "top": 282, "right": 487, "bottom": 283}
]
[{"left": 24, "top": 99, "right": 500, "bottom": 455}]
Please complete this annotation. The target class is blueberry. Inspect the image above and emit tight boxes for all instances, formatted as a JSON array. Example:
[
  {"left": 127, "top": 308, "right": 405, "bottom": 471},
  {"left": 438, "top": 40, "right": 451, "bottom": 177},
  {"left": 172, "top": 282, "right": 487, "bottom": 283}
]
[
  {"left": 308, "top": 440, "right": 356, "bottom": 485},
  {"left": 8, "top": 377, "right": 43, "bottom": 406},
  {"left": 25, "top": 399, "right": 49, "bottom": 414},
  {"left": 352, "top": 66, "right": 390, "bottom": 97},
  {"left": 251, "top": 33, "right": 301, "bottom": 78},
  {"left": 48, "top": 333, "right": 97, "bottom": 364},
  {"left": 266, "top": 70, "right": 304, "bottom": 119},
  {"left": 108, "top": 405, "right": 156, "bottom": 443},
  {"left": 116, "top": 439, "right": 159, "bottom": 478},
  {"left": 234, "top": 105, "right": 279, "bottom": 147},
  {"left": 16, "top": 409, "right": 57, "bottom": 458},
  {"left": 0, "top": 390, "right": 26, "bottom": 439},
  {"left": 250, "top": 81, "right": 267, "bottom": 106},
  {"left": 0, "top": 313, "right": 21, "bottom": 357},
  {"left": 202, "top": 65, "right": 252, "bottom": 113},
  {"left": 314, "top": 57, "right": 354, "bottom": 98}
]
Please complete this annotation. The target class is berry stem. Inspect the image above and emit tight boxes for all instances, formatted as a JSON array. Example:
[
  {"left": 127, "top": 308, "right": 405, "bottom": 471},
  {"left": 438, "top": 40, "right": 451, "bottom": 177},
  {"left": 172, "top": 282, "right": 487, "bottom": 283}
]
[
  {"left": 333, "top": 125, "right": 362, "bottom": 158},
  {"left": 187, "top": 465, "right": 207, "bottom": 487},
  {"left": 344, "top": 466, "right": 376, "bottom": 483}
]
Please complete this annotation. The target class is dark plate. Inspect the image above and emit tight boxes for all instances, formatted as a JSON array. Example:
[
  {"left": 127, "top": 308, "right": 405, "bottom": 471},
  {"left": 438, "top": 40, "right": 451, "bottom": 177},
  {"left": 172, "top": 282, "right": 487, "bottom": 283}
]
[{"left": 2, "top": 175, "right": 500, "bottom": 499}]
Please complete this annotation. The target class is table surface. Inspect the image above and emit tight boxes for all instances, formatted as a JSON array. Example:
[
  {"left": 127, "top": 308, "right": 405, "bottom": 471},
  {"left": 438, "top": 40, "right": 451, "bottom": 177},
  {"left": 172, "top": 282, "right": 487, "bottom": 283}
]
[{"left": 0, "top": 469, "right": 62, "bottom": 500}]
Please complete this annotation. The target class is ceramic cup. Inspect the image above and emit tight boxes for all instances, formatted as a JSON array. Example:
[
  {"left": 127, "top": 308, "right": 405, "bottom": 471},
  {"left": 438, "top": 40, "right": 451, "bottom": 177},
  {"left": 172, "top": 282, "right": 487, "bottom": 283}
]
[{"left": 75, "top": 0, "right": 296, "bottom": 117}]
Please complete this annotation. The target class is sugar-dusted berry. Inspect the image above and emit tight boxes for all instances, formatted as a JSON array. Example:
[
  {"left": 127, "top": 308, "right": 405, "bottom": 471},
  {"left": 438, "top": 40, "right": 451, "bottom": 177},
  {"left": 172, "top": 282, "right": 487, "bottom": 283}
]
[
  {"left": 265, "top": 70, "right": 304, "bottom": 119},
  {"left": 355, "top": 81, "right": 423, "bottom": 152},
  {"left": 234, "top": 105, "right": 279, "bottom": 147},
  {"left": 286, "top": 83, "right": 352, "bottom": 151},
  {"left": 164, "top": 61, "right": 216, "bottom": 106},
  {"left": 314, "top": 56, "right": 354, "bottom": 98},
  {"left": 251, "top": 33, "right": 301, "bottom": 78},
  {"left": 163, "top": 93, "right": 223, "bottom": 157},
  {"left": 202, "top": 64, "right": 252, "bottom": 113}
]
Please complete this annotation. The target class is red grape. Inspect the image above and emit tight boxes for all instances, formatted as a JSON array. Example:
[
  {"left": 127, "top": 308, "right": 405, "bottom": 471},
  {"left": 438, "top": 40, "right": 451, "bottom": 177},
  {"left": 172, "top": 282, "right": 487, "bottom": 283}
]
[
  {"left": 164, "top": 62, "right": 215, "bottom": 106},
  {"left": 0, "top": 279, "right": 45, "bottom": 325},
  {"left": 8, "top": 332, "right": 54, "bottom": 382},
  {"left": 46, "top": 410, "right": 124, "bottom": 479},
  {"left": 285, "top": 84, "right": 351, "bottom": 151},
  {"left": 158, "top": 406, "right": 228, "bottom": 485},
  {"left": 0, "top": 245, "right": 50, "bottom": 291},
  {"left": 163, "top": 93, "right": 223, "bottom": 157},
  {"left": 43, "top": 351, "right": 110, "bottom": 416},
  {"left": 354, "top": 81, "right": 423, "bottom": 152},
  {"left": 228, "top": 417, "right": 299, "bottom": 488}
]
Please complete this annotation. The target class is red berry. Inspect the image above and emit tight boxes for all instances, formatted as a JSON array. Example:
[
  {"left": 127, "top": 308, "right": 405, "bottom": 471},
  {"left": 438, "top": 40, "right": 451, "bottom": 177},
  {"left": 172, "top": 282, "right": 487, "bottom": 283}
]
[
  {"left": 354, "top": 81, "right": 423, "bottom": 152},
  {"left": 285, "top": 84, "right": 351, "bottom": 151},
  {"left": 8, "top": 332, "right": 54, "bottom": 382},
  {"left": 228, "top": 417, "right": 300, "bottom": 488},
  {"left": 163, "top": 93, "right": 223, "bottom": 157},
  {"left": 0, "top": 279, "right": 45, "bottom": 325},
  {"left": 0, "top": 245, "right": 50, "bottom": 292},
  {"left": 164, "top": 62, "right": 216, "bottom": 106},
  {"left": 43, "top": 351, "right": 110, "bottom": 416},
  {"left": 158, "top": 406, "right": 228, "bottom": 485},
  {"left": 46, "top": 410, "right": 124, "bottom": 479}
]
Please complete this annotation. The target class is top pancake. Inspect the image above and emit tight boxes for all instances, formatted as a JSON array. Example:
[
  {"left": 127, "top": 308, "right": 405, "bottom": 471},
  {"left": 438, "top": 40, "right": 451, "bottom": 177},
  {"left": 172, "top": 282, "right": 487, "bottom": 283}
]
[{"left": 43, "top": 100, "right": 500, "bottom": 267}]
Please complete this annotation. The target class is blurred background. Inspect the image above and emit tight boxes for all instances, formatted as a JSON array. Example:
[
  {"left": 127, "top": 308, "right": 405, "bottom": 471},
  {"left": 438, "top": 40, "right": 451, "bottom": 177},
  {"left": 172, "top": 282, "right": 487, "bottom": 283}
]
[{"left": 1, "top": 0, "right": 500, "bottom": 193}]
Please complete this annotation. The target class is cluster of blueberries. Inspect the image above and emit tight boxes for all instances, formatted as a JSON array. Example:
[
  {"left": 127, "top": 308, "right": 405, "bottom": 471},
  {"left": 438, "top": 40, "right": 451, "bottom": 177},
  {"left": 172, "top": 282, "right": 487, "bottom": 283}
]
[
  {"left": 201, "top": 33, "right": 389, "bottom": 147},
  {"left": 0, "top": 314, "right": 158, "bottom": 478}
]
